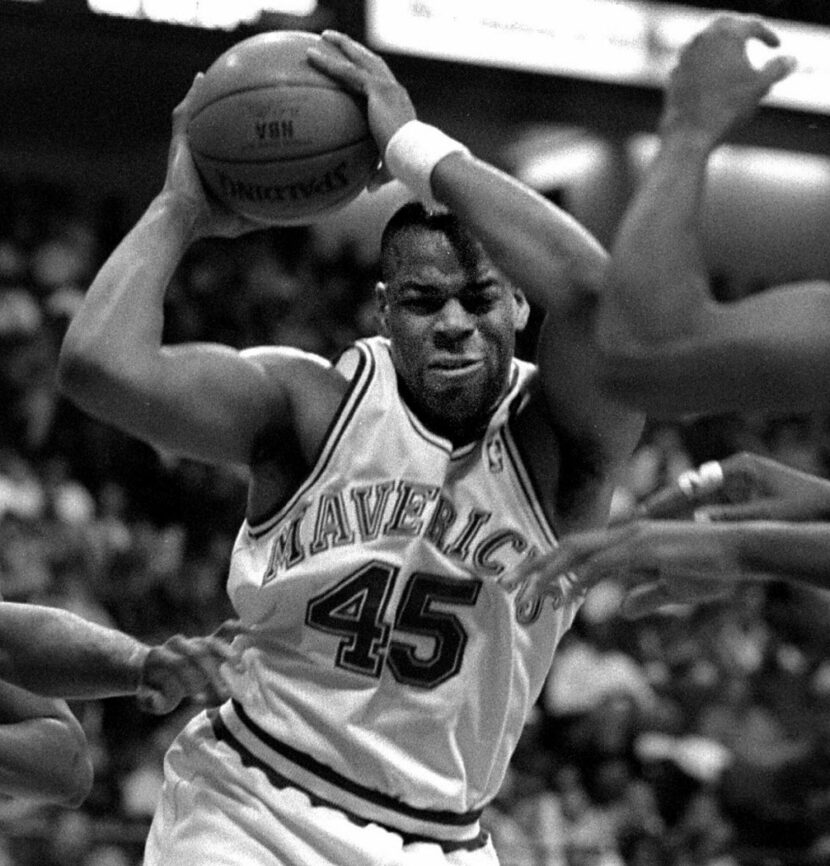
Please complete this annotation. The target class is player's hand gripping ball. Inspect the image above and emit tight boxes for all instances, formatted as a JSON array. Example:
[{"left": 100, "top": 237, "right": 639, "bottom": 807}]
[{"left": 187, "top": 31, "right": 379, "bottom": 226}]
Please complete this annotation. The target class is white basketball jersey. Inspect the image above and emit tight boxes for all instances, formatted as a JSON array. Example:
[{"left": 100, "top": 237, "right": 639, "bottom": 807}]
[{"left": 218, "top": 336, "right": 580, "bottom": 845}]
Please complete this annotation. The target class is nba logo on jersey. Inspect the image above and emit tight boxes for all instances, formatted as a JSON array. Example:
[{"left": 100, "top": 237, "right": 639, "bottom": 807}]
[{"left": 486, "top": 435, "right": 503, "bottom": 473}]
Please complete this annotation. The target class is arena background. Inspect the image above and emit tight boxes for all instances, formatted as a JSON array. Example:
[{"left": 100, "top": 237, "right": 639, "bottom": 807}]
[{"left": 1, "top": 1, "right": 830, "bottom": 864}]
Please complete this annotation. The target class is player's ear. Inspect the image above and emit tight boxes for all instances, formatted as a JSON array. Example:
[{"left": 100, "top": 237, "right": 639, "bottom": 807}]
[
  {"left": 512, "top": 288, "right": 530, "bottom": 332},
  {"left": 375, "top": 281, "right": 391, "bottom": 336}
]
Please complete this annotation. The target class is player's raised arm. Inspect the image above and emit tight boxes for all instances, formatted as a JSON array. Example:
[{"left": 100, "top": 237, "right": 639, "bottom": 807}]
[
  {"left": 309, "top": 31, "right": 643, "bottom": 487},
  {"left": 57, "top": 76, "right": 317, "bottom": 468},
  {"left": 593, "top": 15, "right": 830, "bottom": 417}
]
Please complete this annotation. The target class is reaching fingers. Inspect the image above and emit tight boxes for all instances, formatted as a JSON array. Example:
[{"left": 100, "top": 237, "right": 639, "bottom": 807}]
[
  {"left": 321, "top": 30, "right": 388, "bottom": 72},
  {"left": 501, "top": 524, "right": 641, "bottom": 613},
  {"left": 620, "top": 579, "right": 678, "bottom": 619},
  {"left": 136, "top": 685, "right": 171, "bottom": 715},
  {"left": 738, "top": 16, "right": 782, "bottom": 47},
  {"left": 138, "top": 633, "right": 241, "bottom": 715},
  {"left": 697, "top": 497, "right": 812, "bottom": 522},
  {"left": 508, "top": 524, "right": 639, "bottom": 586},
  {"left": 760, "top": 54, "right": 797, "bottom": 87},
  {"left": 621, "top": 568, "right": 736, "bottom": 619},
  {"left": 212, "top": 618, "right": 249, "bottom": 644}
]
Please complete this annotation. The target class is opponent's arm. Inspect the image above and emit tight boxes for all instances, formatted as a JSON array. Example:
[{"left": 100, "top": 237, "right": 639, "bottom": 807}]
[
  {"left": 596, "top": 15, "right": 821, "bottom": 416},
  {"left": 0, "top": 683, "right": 92, "bottom": 806},
  {"left": 0, "top": 603, "right": 240, "bottom": 713},
  {"left": 57, "top": 78, "right": 309, "bottom": 467}
]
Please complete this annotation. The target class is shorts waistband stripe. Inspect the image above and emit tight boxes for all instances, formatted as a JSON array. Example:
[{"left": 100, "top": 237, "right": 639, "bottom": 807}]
[{"left": 213, "top": 701, "right": 484, "bottom": 843}]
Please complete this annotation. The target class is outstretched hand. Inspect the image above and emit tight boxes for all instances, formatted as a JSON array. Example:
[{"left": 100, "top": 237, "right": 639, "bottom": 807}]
[
  {"left": 500, "top": 521, "right": 751, "bottom": 620},
  {"left": 307, "top": 30, "right": 416, "bottom": 190},
  {"left": 136, "top": 619, "right": 247, "bottom": 714},
  {"left": 662, "top": 14, "right": 796, "bottom": 144}
]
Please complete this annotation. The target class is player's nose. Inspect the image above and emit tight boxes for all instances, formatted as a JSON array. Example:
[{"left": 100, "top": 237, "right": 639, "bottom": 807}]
[{"left": 434, "top": 298, "right": 474, "bottom": 337}]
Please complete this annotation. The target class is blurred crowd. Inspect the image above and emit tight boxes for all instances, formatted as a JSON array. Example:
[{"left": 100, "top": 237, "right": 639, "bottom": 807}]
[{"left": 1, "top": 174, "right": 830, "bottom": 866}]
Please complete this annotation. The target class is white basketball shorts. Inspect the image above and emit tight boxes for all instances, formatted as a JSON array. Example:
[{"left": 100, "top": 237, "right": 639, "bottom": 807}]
[{"left": 143, "top": 710, "right": 500, "bottom": 866}]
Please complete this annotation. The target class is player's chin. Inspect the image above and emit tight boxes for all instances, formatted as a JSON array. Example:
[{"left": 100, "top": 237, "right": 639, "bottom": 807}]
[{"left": 426, "top": 390, "right": 487, "bottom": 432}]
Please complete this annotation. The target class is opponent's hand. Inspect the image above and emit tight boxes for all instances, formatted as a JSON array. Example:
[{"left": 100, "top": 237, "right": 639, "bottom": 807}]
[
  {"left": 662, "top": 14, "right": 796, "bottom": 144},
  {"left": 162, "top": 75, "right": 271, "bottom": 239},
  {"left": 500, "top": 521, "right": 751, "bottom": 620},
  {"left": 136, "top": 619, "right": 247, "bottom": 714},
  {"left": 643, "top": 451, "right": 830, "bottom": 522},
  {"left": 307, "top": 30, "right": 416, "bottom": 189}
]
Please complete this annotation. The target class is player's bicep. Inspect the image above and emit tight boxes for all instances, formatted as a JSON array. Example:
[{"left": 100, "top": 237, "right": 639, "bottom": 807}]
[{"left": 72, "top": 341, "right": 303, "bottom": 467}]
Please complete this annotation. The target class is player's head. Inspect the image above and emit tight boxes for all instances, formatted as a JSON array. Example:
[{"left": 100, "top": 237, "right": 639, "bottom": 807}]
[{"left": 376, "top": 202, "right": 529, "bottom": 442}]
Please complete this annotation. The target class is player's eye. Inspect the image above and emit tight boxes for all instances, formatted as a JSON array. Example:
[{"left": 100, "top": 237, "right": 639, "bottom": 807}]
[
  {"left": 462, "top": 292, "right": 498, "bottom": 314},
  {"left": 400, "top": 294, "right": 443, "bottom": 314}
]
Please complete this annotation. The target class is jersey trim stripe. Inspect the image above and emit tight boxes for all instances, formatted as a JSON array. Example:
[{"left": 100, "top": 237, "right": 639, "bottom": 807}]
[
  {"left": 501, "top": 425, "right": 558, "bottom": 549},
  {"left": 247, "top": 343, "right": 375, "bottom": 538},
  {"left": 216, "top": 700, "right": 485, "bottom": 842},
  {"left": 400, "top": 398, "right": 453, "bottom": 455}
]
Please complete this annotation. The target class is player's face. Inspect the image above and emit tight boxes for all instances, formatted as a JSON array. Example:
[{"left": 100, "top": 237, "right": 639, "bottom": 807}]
[{"left": 377, "top": 228, "right": 529, "bottom": 442}]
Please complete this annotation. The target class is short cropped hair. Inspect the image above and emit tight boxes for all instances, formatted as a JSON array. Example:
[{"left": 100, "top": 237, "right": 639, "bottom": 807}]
[{"left": 379, "top": 201, "right": 482, "bottom": 283}]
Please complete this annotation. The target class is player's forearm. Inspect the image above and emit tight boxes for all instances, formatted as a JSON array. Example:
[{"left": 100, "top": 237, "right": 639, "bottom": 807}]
[
  {"left": 430, "top": 152, "right": 608, "bottom": 312},
  {"left": 600, "top": 131, "right": 716, "bottom": 349},
  {"left": 57, "top": 191, "right": 197, "bottom": 417},
  {"left": 0, "top": 604, "right": 148, "bottom": 699},
  {"left": 734, "top": 522, "right": 830, "bottom": 590}
]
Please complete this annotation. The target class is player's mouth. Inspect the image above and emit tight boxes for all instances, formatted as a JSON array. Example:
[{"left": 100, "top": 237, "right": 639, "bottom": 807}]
[{"left": 427, "top": 357, "right": 485, "bottom": 379}]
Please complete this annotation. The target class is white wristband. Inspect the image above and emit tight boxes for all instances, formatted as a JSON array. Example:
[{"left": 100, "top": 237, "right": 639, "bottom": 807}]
[{"left": 384, "top": 120, "right": 470, "bottom": 207}]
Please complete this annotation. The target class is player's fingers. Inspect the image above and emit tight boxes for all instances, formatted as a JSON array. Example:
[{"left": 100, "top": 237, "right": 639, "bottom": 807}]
[
  {"left": 505, "top": 524, "right": 639, "bottom": 590},
  {"left": 171, "top": 638, "right": 235, "bottom": 685},
  {"left": 622, "top": 564, "right": 740, "bottom": 618},
  {"left": 306, "top": 47, "right": 362, "bottom": 88},
  {"left": 136, "top": 685, "right": 177, "bottom": 715},
  {"left": 760, "top": 54, "right": 797, "bottom": 87},
  {"left": 620, "top": 581, "right": 679, "bottom": 619},
  {"left": 695, "top": 499, "right": 797, "bottom": 521},
  {"left": 212, "top": 618, "right": 248, "bottom": 644},
  {"left": 186, "top": 653, "right": 233, "bottom": 704},
  {"left": 148, "top": 641, "right": 213, "bottom": 694},
  {"left": 740, "top": 16, "right": 782, "bottom": 47},
  {"left": 321, "top": 30, "right": 389, "bottom": 72}
]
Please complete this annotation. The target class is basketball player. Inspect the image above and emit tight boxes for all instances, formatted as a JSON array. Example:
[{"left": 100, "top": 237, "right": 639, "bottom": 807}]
[
  {"left": 0, "top": 602, "right": 241, "bottom": 804},
  {"left": 499, "top": 16, "right": 830, "bottom": 613},
  {"left": 56, "top": 29, "right": 643, "bottom": 866}
]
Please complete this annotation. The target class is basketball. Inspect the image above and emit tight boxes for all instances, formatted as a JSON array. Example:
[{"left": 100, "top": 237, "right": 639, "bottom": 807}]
[{"left": 187, "top": 31, "right": 379, "bottom": 226}]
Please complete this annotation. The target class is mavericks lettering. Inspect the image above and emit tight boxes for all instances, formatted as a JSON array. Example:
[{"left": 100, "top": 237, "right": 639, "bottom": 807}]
[{"left": 262, "top": 478, "right": 537, "bottom": 586}]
